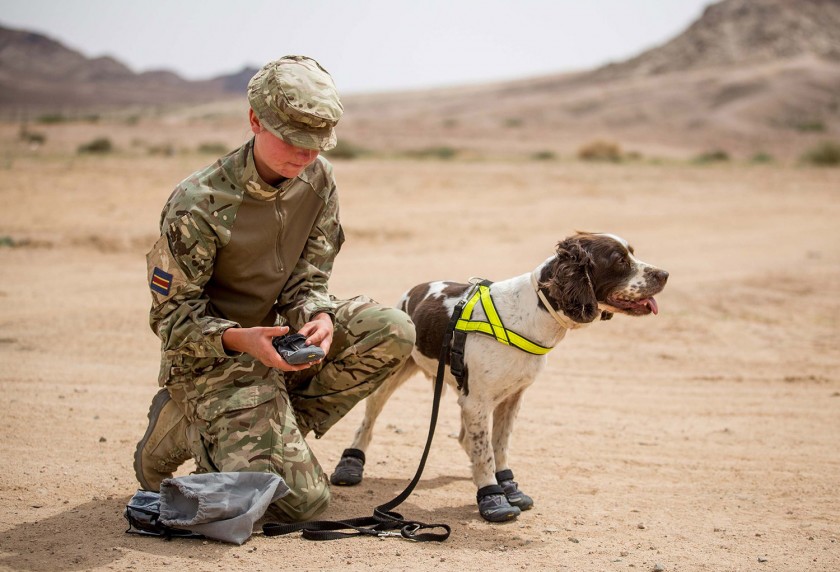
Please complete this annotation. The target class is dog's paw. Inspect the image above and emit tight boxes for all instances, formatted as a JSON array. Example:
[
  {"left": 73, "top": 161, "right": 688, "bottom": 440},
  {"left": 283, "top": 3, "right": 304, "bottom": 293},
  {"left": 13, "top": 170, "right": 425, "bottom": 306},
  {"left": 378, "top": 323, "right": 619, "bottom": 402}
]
[
  {"left": 329, "top": 448, "right": 366, "bottom": 486},
  {"left": 477, "top": 484, "right": 521, "bottom": 522},
  {"left": 496, "top": 469, "right": 534, "bottom": 511}
]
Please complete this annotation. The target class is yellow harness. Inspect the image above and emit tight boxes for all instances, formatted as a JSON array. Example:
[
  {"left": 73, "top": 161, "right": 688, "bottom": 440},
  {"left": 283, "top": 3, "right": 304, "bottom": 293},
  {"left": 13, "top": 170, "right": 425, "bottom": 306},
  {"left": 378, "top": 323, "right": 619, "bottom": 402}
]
[{"left": 454, "top": 281, "right": 552, "bottom": 355}]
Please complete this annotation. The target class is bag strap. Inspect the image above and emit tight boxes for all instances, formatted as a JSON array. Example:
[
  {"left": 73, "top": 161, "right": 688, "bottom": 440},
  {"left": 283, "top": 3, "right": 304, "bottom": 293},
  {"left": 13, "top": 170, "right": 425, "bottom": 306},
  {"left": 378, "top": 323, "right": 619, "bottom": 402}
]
[{"left": 263, "top": 296, "right": 468, "bottom": 542}]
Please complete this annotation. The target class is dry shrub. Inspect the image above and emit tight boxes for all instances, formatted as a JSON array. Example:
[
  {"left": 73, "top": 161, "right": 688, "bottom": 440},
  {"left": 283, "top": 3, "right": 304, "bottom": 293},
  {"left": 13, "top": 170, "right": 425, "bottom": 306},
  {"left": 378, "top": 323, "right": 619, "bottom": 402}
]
[
  {"left": 197, "top": 142, "right": 228, "bottom": 155},
  {"left": 578, "top": 140, "right": 622, "bottom": 162},
  {"left": 18, "top": 125, "right": 46, "bottom": 145},
  {"left": 693, "top": 150, "right": 730, "bottom": 164},
  {"left": 325, "top": 140, "right": 369, "bottom": 160},
  {"left": 750, "top": 152, "right": 774, "bottom": 164},
  {"left": 404, "top": 146, "right": 458, "bottom": 160},
  {"left": 800, "top": 141, "right": 840, "bottom": 167},
  {"left": 77, "top": 137, "right": 113, "bottom": 154},
  {"left": 531, "top": 150, "right": 556, "bottom": 161}
]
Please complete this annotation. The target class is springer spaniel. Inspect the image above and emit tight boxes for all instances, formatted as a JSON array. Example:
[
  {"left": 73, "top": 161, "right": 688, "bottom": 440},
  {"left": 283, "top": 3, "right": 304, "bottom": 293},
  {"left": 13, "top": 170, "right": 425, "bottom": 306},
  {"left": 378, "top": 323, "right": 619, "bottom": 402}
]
[{"left": 330, "top": 232, "right": 668, "bottom": 522}]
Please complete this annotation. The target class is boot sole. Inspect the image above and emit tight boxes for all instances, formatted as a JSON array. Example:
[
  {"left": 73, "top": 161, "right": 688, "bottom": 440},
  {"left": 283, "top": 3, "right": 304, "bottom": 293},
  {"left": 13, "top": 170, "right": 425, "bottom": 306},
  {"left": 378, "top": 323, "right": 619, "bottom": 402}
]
[{"left": 133, "top": 388, "right": 173, "bottom": 491}]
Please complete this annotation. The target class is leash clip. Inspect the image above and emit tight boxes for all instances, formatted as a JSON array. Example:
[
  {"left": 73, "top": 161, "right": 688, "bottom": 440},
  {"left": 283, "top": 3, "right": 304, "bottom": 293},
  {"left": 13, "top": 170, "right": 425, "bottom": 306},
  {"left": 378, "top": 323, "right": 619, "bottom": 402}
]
[
  {"left": 377, "top": 530, "right": 403, "bottom": 539},
  {"left": 377, "top": 523, "right": 421, "bottom": 541}
]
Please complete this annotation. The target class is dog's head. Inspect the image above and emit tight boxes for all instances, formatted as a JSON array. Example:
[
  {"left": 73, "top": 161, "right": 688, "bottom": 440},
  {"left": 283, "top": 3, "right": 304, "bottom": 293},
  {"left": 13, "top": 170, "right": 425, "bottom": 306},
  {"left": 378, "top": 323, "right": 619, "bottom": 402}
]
[{"left": 539, "top": 232, "right": 668, "bottom": 324}]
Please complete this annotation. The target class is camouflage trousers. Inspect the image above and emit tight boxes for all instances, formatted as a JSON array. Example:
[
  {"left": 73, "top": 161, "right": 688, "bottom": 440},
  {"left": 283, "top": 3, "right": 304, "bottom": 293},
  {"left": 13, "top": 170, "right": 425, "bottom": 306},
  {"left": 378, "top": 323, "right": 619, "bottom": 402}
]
[{"left": 163, "top": 296, "right": 415, "bottom": 522}]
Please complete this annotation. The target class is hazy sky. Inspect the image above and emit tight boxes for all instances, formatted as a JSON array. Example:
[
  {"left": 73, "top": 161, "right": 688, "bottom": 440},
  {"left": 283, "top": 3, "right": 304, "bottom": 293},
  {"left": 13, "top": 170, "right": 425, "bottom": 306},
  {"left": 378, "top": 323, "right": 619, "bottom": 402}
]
[{"left": 1, "top": 0, "right": 712, "bottom": 94}]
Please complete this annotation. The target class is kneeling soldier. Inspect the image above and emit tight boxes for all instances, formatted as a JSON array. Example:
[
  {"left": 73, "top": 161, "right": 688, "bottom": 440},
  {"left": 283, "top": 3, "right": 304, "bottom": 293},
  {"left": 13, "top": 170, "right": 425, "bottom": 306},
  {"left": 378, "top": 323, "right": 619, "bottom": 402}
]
[{"left": 135, "top": 55, "right": 415, "bottom": 522}]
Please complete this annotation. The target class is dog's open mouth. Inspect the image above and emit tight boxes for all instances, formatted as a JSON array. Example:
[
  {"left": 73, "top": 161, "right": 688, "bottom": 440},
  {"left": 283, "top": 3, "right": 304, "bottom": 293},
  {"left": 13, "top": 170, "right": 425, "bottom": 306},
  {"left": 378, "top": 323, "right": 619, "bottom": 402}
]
[{"left": 601, "top": 296, "right": 659, "bottom": 316}]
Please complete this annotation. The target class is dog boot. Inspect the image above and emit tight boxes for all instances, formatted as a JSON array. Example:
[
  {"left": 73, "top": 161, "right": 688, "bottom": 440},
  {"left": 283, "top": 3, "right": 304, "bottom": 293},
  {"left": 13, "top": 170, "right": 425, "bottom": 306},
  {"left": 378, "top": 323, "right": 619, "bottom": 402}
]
[
  {"left": 496, "top": 469, "right": 534, "bottom": 511},
  {"left": 477, "top": 484, "right": 521, "bottom": 522},
  {"left": 329, "top": 448, "right": 366, "bottom": 486},
  {"left": 134, "top": 388, "right": 191, "bottom": 491}
]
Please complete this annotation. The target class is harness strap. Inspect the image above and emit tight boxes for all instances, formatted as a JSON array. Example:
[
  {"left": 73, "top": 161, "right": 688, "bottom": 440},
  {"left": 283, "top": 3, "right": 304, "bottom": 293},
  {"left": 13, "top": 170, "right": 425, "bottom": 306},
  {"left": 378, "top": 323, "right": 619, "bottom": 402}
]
[
  {"left": 263, "top": 296, "right": 468, "bottom": 543},
  {"left": 455, "top": 280, "right": 553, "bottom": 355}
]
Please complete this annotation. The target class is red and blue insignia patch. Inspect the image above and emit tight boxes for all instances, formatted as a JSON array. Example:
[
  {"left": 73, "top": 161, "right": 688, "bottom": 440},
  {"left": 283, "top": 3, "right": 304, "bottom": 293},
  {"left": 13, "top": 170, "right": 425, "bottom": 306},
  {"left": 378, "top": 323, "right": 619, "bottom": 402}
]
[{"left": 150, "top": 267, "right": 173, "bottom": 296}]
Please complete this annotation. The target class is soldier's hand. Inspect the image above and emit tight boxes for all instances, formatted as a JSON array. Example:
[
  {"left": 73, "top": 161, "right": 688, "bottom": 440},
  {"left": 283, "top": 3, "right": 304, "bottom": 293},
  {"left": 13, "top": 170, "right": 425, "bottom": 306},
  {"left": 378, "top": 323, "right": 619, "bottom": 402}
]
[
  {"left": 221, "top": 326, "right": 312, "bottom": 371},
  {"left": 298, "top": 312, "right": 334, "bottom": 358}
]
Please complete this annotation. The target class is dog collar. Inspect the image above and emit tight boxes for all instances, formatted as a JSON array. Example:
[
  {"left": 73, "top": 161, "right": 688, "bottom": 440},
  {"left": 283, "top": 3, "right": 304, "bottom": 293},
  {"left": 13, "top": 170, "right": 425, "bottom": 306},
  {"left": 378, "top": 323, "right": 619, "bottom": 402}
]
[{"left": 529, "top": 269, "right": 590, "bottom": 330}]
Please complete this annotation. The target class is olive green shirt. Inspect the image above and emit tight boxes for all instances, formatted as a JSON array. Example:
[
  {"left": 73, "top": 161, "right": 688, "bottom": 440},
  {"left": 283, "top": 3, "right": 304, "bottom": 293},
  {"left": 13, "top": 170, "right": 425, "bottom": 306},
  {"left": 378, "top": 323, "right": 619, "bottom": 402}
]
[{"left": 146, "top": 138, "right": 344, "bottom": 363}]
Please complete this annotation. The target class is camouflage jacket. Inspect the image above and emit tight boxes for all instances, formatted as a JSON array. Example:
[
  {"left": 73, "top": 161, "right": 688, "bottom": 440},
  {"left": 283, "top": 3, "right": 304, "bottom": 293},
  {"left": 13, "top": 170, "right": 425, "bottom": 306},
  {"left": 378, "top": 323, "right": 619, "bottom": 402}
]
[{"left": 146, "top": 138, "right": 344, "bottom": 363}]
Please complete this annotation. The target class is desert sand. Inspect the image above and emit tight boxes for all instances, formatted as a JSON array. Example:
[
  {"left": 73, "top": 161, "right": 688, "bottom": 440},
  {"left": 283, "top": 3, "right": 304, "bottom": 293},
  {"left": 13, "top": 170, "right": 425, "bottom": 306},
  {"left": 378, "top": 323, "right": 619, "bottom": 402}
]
[{"left": 0, "top": 120, "right": 838, "bottom": 572}]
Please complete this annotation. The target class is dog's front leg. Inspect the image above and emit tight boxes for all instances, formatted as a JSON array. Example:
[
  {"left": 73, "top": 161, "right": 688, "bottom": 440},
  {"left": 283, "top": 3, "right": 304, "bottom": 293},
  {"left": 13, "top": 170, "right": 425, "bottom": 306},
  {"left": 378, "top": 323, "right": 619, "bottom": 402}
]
[
  {"left": 492, "top": 390, "right": 534, "bottom": 511},
  {"left": 459, "top": 395, "right": 521, "bottom": 522}
]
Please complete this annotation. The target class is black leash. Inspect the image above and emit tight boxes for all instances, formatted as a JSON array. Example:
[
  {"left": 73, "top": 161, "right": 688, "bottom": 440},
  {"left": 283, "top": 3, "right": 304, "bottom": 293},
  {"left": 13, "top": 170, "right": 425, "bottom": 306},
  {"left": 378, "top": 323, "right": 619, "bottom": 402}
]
[{"left": 263, "top": 297, "right": 468, "bottom": 542}]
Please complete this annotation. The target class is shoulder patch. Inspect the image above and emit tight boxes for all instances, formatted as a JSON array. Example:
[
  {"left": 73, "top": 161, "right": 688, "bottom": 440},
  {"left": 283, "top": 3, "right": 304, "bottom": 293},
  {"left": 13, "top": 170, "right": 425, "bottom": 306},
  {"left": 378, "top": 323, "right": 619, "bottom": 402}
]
[{"left": 150, "top": 267, "right": 174, "bottom": 296}]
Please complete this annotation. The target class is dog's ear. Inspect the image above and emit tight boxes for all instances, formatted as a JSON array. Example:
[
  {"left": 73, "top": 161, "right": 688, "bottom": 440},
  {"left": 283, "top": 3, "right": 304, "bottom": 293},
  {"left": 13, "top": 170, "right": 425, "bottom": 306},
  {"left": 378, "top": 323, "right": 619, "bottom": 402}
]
[{"left": 547, "top": 237, "right": 599, "bottom": 323}]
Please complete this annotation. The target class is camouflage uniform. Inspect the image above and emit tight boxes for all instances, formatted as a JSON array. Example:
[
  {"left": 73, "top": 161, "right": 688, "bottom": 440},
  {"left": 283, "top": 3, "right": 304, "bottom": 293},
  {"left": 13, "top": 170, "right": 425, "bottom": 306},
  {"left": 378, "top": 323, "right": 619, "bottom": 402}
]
[{"left": 144, "top": 57, "right": 415, "bottom": 522}]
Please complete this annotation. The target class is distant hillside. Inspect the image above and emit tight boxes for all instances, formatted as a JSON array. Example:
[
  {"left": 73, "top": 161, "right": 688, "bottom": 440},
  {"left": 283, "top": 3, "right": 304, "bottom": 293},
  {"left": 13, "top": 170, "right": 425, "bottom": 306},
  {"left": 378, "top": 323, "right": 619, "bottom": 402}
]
[
  {"left": 337, "top": 0, "right": 840, "bottom": 159},
  {"left": 2, "top": 0, "right": 840, "bottom": 159},
  {"left": 0, "top": 24, "right": 249, "bottom": 112}
]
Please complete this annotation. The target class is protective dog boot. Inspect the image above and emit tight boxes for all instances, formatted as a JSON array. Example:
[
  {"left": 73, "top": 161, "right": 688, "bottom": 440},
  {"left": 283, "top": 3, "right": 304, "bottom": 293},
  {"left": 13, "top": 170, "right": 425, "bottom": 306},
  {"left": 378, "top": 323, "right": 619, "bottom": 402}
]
[
  {"left": 134, "top": 388, "right": 191, "bottom": 491},
  {"left": 496, "top": 469, "right": 534, "bottom": 510},
  {"left": 330, "top": 448, "right": 366, "bottom": 486},
  {"left": 476, "top": 484, "right": 521, "bottom": 522}
]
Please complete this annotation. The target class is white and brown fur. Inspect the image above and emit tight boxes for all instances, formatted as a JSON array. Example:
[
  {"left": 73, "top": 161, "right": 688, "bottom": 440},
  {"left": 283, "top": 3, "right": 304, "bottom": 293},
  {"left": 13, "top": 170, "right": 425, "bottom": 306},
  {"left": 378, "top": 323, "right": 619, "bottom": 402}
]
[{"left": 340, "top": 232, "right": 668, "bottom": 514}]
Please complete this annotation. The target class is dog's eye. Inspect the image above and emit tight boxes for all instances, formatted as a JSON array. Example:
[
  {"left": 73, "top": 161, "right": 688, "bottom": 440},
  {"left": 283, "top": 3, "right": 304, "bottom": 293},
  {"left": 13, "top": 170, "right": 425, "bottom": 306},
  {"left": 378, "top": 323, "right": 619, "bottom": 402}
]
[{"left": 611, "top": 253, "right": 629, "bottom": 268}]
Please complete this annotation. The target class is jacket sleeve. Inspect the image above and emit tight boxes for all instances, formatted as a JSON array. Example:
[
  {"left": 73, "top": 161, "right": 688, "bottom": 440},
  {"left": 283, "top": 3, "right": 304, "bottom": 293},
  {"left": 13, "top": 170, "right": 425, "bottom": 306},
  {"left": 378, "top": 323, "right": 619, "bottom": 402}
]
[
  {"left": 275, "top": 176, "right": 345, "bottom": 330},
  {"left": 146, "top": 203, "right": 240, "bottom": 358}
]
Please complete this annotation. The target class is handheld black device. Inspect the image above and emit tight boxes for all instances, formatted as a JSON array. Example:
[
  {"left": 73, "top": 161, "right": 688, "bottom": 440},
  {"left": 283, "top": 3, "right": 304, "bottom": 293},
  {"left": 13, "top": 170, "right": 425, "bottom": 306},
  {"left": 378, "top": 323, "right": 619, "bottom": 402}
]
[{"left": 272, "top": 333, "right": 325, "bottom": 365}]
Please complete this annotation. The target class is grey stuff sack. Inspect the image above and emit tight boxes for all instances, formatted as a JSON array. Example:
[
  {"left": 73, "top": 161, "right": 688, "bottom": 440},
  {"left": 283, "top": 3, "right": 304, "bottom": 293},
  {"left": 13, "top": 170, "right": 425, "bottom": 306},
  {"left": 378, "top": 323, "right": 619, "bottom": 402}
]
[
  {"left": 124, "top": 489, "right": 203, "bottom": 539},
  {"left": 158, "top": 472, "right": 290, "bottom": 545}
]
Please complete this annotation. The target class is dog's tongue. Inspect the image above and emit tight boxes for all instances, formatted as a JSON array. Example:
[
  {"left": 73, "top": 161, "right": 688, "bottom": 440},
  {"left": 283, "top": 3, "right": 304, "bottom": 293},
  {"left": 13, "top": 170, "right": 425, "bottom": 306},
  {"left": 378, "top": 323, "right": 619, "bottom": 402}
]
[{"left": 645, "top": 297, "right": 659, "bottom": 315}]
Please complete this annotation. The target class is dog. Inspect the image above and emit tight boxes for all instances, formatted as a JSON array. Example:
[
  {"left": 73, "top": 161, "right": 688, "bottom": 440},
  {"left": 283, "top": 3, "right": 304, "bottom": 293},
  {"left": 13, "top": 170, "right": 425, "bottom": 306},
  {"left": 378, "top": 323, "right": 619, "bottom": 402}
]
[{"left": 329, "top": 232, "right": 668, "bottom": 522}]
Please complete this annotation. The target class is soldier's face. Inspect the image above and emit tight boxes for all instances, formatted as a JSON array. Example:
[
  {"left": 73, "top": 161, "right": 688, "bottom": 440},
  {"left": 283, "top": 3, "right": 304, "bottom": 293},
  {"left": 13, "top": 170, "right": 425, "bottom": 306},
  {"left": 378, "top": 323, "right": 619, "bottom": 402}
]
[{"left": 250, "top": 110, "right": 320, "bottom": 182}]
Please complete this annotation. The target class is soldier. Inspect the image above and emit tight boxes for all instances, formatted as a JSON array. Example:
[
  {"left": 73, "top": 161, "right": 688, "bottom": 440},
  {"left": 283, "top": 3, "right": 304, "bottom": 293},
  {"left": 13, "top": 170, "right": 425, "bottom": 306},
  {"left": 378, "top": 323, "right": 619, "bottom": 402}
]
[{"left": 135, "top": 55, "right": 415, "bottom": 522}]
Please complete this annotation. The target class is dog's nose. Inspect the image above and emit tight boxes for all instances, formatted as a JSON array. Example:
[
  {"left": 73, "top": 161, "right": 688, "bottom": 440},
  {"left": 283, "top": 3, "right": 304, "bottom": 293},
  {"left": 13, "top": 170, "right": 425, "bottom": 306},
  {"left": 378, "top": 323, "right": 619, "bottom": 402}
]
[{"left": 654, "top": 269, "right": 669, "bottom": 285}]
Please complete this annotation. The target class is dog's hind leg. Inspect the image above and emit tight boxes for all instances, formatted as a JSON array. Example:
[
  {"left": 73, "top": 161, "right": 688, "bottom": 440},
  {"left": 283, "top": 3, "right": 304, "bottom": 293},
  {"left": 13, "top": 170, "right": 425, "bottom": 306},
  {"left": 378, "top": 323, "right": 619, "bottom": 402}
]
[
  {"left": 329, "top": 357, "right": 420, "bottom": 486},
  {"left": 492, "top": 389, "right": 534, "bottom": 510}
]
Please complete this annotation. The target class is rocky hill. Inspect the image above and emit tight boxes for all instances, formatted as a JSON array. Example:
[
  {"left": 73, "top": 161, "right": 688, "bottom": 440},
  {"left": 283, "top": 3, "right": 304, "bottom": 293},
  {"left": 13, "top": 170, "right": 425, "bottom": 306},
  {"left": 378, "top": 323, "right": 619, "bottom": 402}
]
[
  {"left": 596, "top": 0, "right": 840, "bottom": 78},
  {"left": 0, "top": 24, "right": 250, "bottom": 112},
  {"left": 2, "top": 0, "right": 839, "bottom": 158}
]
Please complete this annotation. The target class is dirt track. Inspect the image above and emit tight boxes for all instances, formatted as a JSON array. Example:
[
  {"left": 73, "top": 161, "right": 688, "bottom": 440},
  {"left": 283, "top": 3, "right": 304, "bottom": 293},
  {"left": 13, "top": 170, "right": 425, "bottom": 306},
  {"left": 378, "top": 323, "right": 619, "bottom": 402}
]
[{"left": 1, "top": 135, "right": 838, "bottom": 571}]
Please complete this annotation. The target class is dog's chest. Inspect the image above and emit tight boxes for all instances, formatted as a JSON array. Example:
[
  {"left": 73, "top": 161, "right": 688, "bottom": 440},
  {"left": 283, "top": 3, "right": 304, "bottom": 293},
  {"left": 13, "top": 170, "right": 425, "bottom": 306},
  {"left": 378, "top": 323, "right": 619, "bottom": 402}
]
[{"left": 413, "top": 335, "right": 546, "bottom": 403}]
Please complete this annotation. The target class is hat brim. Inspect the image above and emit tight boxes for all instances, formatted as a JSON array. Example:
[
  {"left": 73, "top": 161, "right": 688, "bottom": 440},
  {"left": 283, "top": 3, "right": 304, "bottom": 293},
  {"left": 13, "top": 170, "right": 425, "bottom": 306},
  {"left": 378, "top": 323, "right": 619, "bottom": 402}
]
[{"left": 259, "top": 116, "right": 337, "bottom": 152}]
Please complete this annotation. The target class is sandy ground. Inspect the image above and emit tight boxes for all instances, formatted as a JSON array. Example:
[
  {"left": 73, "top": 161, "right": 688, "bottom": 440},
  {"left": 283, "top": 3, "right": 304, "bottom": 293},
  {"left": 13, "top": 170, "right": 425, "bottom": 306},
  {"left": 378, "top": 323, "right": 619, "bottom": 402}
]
[{"left": 1, "top": 127, "right": 839, "bottom": 571}]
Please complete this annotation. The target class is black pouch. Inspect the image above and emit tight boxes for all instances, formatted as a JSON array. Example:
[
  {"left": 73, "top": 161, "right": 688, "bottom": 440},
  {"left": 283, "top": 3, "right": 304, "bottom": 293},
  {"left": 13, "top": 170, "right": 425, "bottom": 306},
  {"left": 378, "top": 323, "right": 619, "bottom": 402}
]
[{"left": 124, "top": 490, "right": 203, "bottom": 539}]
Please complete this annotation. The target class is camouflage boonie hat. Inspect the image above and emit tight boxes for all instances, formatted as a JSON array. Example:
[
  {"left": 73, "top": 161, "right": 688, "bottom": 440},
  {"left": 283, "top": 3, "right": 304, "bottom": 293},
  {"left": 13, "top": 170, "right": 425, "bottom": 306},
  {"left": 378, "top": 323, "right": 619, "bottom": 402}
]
[{"left": 247, "top": 55, "right": 343, "bottom": 151}]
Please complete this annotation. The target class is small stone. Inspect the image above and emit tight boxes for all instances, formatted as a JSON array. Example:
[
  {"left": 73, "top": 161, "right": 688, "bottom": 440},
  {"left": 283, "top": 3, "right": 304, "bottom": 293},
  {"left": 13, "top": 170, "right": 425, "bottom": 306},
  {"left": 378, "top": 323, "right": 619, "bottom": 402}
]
[
  {"left": 99, "top": 437, "right": 107, "bottom": 443},
  {"left": 621, "top": 551, "right": 629, "bottom": 557},
  {"left": 758, "top": 556, "right": 768, "bottom": 563},
  {"left": 638, "top": 523, "right": 646, "bottom": 530},
  {"left": 653, "top": 564, "right": 664, "bottom": 572},
  {"left": 568, "top": 537, "right": 579, "bottom": 543}
]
